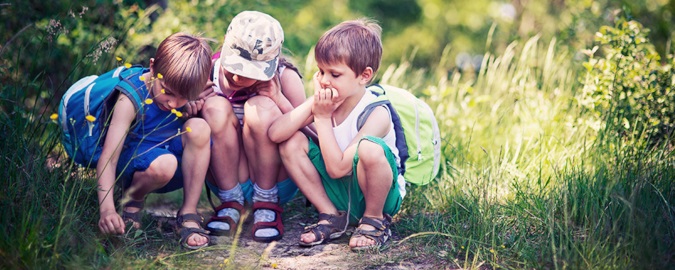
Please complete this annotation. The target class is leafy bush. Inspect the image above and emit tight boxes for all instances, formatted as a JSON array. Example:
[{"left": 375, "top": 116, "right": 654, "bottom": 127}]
[{"left": 579, "top": 17, "right": 675, "bottom": 146}]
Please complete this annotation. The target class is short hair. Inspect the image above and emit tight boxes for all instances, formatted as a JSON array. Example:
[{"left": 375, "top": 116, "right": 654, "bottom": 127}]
[
  {"left": 314, "top": 18, "right": 382, "bottom": 78},
  {"left": 153, "top": 32, "right": 212, "bottom": 100}
]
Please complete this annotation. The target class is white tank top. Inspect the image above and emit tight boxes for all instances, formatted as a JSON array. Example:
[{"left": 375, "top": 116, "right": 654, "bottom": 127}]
[{"left": 332, "top": 91, "right": 406, "bottom": 198}]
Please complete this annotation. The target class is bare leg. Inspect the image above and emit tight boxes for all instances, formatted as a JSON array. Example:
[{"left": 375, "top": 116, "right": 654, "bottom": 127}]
[
  {"left": 125, "top": 154, "right": 177, "bottom": 228},
  {"left": 202, "top": 96, "right": 247, "bottom": 190},
  {"left": 243, "top": 96, "right": 286, "bottom": 189},
  {"left": 279, "top": 132, "right": 339, "bottom": 244},
  {"left": 178, "top": 118, "right": 211, "bottom": 248},
  {"left": 349, "top": 140, "right": 393, "bottom": 248}
]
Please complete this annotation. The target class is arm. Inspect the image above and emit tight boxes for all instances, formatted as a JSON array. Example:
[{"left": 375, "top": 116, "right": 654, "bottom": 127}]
[
  {"left": 268, "top": 96, "right": 315, "bottom": 143},
  {"left": 96, "top": 95, "right": 136, "bottom": 234}
]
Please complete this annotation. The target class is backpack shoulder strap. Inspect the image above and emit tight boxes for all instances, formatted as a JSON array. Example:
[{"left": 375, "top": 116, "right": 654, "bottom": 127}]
[
  {"left": 115, "top": 66, "right": 147, "bottom": 115},
  {"left": 357, "top": 84, "right": 390, "bottom": 130}
]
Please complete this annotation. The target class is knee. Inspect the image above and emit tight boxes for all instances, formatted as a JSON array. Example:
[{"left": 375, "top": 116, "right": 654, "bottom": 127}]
[
  {"left": 280, "top": 132, "right": 307, "bottom": 158},
  {"left": 144, "top": 156, "right": 178, "bottom": 184},
  {"left": 183, "top": 118, "right": 211, "bottom": 146},
  {"left": 244, "top": 96, "right": 280, "bottom": 132},
  {"left": 203, "top": 97, "right": 238, "bottom": 133},
  {"left": 357, "top": 140, "right": 386, "bottom": 166}
]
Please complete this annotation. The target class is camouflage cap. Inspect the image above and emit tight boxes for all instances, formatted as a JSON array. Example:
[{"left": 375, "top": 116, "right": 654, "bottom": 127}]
[{"left": 220, "top": 11, "right": 283, "bottom": 81}]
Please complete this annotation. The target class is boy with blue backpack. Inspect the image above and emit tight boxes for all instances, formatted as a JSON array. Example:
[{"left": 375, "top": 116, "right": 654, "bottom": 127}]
[
  {"left": 58, "top": 32, "right": 214, "bottom": 249},
  {"left": 269, "top": 19, "right": 440, "bottom": 250}
]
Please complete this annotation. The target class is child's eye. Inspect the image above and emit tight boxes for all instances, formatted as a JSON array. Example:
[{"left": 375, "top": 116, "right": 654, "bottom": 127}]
[{"left": 331, "top": 73, "right": 340, "bottom": 78}]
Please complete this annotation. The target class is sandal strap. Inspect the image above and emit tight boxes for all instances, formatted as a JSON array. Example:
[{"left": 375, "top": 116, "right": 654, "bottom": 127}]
[
  {"left": 176, "top": 213, "right": 204, "bottom": 227},
  {"left": 252, "top": 201, "right": 283, "bottom": 214},
  {"left": 358, "top": 216, "right": 388, "bottom": 231},
  {"left": 123, "top": 199, "right": 145, "bottom": 209},
  {"left": 214, "top": 201, "right": 244, "bottom": 212},
  {"left": 317, "top": 210, "right": 348, "bottom": 229},
  {"left": 179, "top": 227, "right": 211, "bottom": 249}
]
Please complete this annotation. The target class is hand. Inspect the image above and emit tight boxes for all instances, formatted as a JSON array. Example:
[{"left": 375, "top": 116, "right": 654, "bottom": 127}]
[
  {"left": 255, "top": 76, "right": 282, "bottom": 103},
  {"left": 312, "top": 72, "right": 342, "bottom": 119},
  {"left": 184, "top": 81, "right": 217, "bottom": 117},
  {"left": 99, "top": 209, "right": 125, "bottom": 234}
]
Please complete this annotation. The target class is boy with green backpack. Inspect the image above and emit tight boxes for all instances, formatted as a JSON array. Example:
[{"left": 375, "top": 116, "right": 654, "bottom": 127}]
[
  {"left": 269, "top": 19, "right": 440, "bottom": 251},
  {"left": 58, "top": 32, "right": 214, "bottom": 249}
]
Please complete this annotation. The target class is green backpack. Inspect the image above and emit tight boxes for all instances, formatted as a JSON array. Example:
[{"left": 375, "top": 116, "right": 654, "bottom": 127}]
[{"left": 357, "top": 84, "right": 441, "bottom": 185}]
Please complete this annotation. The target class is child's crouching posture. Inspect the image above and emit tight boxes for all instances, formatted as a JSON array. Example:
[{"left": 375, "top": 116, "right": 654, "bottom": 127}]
[
  {"left": 269, "top": 19, "right": 406, "bottom": 251},
  {"left": 95, "top": 33, "right": 213, "bottom": 249}
]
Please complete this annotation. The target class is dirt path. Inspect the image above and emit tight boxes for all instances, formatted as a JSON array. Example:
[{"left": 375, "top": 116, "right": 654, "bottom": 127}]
[{"left": 144, "top": 196, "right": 429, "bottom": 270}]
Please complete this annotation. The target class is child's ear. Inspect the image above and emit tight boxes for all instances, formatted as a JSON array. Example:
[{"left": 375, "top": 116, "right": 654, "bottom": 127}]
[{"left": 360, "top": 67, "right": 374, "bottom": 85}]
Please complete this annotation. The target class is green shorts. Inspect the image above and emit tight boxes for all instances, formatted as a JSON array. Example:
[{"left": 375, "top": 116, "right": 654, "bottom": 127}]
[{"left": 308, "top": 136, "right": 402, "bottom": 224}]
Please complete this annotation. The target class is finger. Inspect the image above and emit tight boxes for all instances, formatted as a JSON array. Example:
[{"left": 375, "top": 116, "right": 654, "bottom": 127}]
[{"left": 331, "top": 88, "right": 338, "bottom": 100}]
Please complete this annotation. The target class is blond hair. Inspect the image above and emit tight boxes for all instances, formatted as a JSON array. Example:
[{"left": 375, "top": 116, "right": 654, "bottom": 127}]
[
  {"left": 153, "top": 32, "right": 212, "bottom": 100},
  {"left": 314, "top": 18, "right": 382, "bottom": 78}
]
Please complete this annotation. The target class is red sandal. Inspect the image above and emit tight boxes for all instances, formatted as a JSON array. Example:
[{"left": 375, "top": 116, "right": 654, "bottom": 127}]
[
  {"left": 251, "top": 201, "right": 284, "bottom": 242},
  {"left": 205, "top": 201, "right": 245, "bottom": 236}
]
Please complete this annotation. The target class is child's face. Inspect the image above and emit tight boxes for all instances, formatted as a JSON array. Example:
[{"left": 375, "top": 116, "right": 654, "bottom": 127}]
[
  {"left": 151, "top": 79, "right": 188, "bottom": 111},
  {"left": 316, "top": 61, "right": 364, "bottom": 99},
  {"left": 221, "top": 66, "right": 258, "bottom": 91}
]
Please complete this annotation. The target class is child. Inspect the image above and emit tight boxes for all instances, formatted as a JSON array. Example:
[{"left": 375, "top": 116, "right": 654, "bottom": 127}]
[
  {"left": 94, "top": 32, "right": 213, "bottom": 249},
  {"left": 190, "top": 11, "right": 311, "bottom": 242},
  {"left": 268, "top": 19, "right": 406, "bottom": 250}
]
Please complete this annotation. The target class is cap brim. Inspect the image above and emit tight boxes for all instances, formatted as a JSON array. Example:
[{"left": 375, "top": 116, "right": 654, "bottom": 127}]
[{"left": 220, "top": 47, "right": 278, "bottom": 81}]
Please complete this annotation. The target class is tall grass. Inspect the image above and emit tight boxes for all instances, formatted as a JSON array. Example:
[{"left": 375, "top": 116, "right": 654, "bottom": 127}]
[
  {"left": 2, "top": 5, "right": 673, "bottom": 269},
  {"left": 391, "top": 34, "right": 674, "bottom": 269}
]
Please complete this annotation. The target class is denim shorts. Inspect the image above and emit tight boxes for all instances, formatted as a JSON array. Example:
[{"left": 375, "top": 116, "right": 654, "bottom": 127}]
[{"left": 116, "top": 136, "right": 184, "bottom": 193}]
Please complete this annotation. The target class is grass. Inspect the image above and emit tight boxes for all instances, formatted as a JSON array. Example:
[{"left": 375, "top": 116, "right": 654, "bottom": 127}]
[{"left": 1, "top": 11, "right": 674, "bottom": 270}]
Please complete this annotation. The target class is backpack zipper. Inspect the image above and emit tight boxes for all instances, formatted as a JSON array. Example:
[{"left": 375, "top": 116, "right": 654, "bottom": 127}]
[
  {"left": 84, "top": 83, "right": 96, "bottom": 136},
  {"left": 415, "top": 100, "right": 422, "bottom": 160}
]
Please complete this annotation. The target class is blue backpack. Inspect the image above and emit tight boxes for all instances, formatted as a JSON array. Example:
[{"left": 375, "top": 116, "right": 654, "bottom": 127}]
[
  {"left": 357, "top": 84, "right": 442, "bottom": 185},
  {"left": 58, "top": 65, "right": 147, "bottom": 168}
]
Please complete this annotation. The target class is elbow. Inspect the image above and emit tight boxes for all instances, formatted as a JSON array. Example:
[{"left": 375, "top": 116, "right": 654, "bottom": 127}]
[{"left": 268, "top": 128, "right": 284, "bottom": 144}]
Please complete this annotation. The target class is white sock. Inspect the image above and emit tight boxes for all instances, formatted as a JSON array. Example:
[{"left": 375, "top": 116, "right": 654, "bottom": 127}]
[
  {"left": 253, "top": 184, "right": 279, "bottom": 238},
  {"left": 207, "top": 184, "right": 244, "bottom": 231}
]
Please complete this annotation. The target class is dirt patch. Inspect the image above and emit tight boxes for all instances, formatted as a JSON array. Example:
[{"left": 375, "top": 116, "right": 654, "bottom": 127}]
[{"left": 144, "top": 196, "right": 434, "bottom": 270}]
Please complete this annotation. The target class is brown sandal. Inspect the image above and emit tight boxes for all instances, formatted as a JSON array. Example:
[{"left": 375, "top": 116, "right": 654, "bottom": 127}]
[
  {"left": 176, "top": 213, "right": 211, "bottom": 250},
  {"left": 299, "top": 211, "right": 348, "bottom": 247},
  {"left": 121, "top": 199, "right": 144, "bottom": 229},
  {"left": 349, "top": 214, "right": 392, "bottom": 251}
]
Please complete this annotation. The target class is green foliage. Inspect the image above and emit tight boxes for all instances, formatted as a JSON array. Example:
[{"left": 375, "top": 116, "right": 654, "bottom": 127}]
[{"left": 580, "top": 17, "right": 675, "bottom": 145}]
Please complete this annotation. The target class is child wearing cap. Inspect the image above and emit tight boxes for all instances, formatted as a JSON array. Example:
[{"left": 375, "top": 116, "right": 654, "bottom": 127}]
[
  {"left": 188, "top": 10, "right": 311, "bottom": 242},
  {"left": 269, "top": 18, "right": 405, "bottom": 250}
]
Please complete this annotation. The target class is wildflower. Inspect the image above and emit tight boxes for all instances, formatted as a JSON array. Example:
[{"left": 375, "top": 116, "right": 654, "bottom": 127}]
[
  {"left": 271, "top": 263, "right": 278, "bottom": 269},
  {"left": 85, "top": 115, "right": 96, "bottom": 122},
  {"left": 171, "top": 109, "right": 177, "bottom": 114},
  {"left": 144, "top": 99, "right": 153, "bottom": 105},
  {"left": 174, "top": 111, "right": 183, "bottom": 118},
  {"left": 124, "top": 63, "right": 132, "bottom": 68},
  {"left": 50, "top": 113, "right": 58, "bottom": 120},
  {"left": 157, "top": 73, "right": 163, "bottom": 79},
  {"left": 501, "top": 245, "right": 506, "bottom": 249},
  {"left": 185, "top": 127, "right": 192, "bottom": 133},
  {"left": 139, "top": 76, "right": 145, "bottom": 81},
  {"left": 489, "top": 248, "right": 495, "bottom": 254},
  {"left": 161, "top": 89, "right": 166, "bottom": 94},
  {"left": 116, "top": 56, "right": 122, "bottom": 62}
]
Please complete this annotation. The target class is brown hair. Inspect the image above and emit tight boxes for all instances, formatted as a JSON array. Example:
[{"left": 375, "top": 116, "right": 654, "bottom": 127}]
[
  {"left": 314, "top": 18, "right": 382, "bottom": 78},
  {"left": 153, "top": 32, "right": 212, "bottom": 100}
]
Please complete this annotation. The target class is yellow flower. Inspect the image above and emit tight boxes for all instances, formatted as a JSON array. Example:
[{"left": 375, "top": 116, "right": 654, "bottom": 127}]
[
  {"left": 171, "top": 109, "right": 177, "bottom": 114},
  {"left": 124, "top": 63, "right": 132, "bottom": 68},
  {"left": 185, "top": 127, "right": 192, "bottom": 133},
  {"left": 116, "top": 56, "right": 122, "bottom": 61},
  {"left": 144, "top": 99, "right": 153, "bottom": 105},
  {"left": 489, "top": 248, "right": 495, "bottom": 254},
  {"left": 50, "top": 113, "right": 58, "bottom": 120},
  {"left": 139, "top": 76, "right": 145, "bottom": 81},
  {"left": 174, "top": 111, "right": 183, "bottom": 118},
  {"left": 85, "top": 115, "right": 96, "bottom": 122},
  {"left": 161, "top": 89, "right": 166, "bottom": 94},
  {"left": 271, "top": 263, "right": 278, "bottom": 269},
  {"left": 156, "top": 73, "right": 163, "bottom": 79}
]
